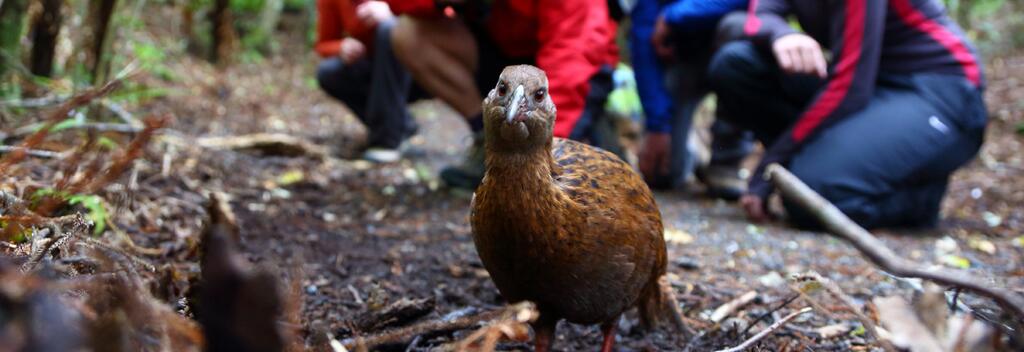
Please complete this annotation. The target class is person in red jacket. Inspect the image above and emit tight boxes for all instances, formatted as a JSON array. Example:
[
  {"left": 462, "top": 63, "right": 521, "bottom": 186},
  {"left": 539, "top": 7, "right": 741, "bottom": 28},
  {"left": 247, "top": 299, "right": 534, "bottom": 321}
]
[
  {"left": 387, "top": 0, "right": 619, "bottom": 189},
  {"left": 315, "top": 0, "right": 417, "bottom": 163}
]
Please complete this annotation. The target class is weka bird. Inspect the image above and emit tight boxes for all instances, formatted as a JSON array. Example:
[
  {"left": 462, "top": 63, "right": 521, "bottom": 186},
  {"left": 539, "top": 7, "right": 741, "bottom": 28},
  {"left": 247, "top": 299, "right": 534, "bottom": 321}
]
[{"left": 470, "top": 65, "right": 683, "bottom": 352}]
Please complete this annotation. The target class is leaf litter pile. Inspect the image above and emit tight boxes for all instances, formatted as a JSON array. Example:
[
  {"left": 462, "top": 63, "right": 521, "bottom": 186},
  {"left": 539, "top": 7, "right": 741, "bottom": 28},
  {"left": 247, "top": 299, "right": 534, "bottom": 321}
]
[{"left": 1, "top": 9, "right": 1023, "bottom": 352}]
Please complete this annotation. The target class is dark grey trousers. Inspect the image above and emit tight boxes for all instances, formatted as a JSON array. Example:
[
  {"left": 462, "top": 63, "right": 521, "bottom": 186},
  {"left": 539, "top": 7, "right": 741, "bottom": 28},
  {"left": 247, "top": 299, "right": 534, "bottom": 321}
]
[
  {"left": 316, "top": 20, "right": 415, "bottom": 149},
  {"left": 708, "top": 41, "right": 986, "bottom": 229},
  {"left": 663, "top": 12, "right": 755, "bottom": 189}
]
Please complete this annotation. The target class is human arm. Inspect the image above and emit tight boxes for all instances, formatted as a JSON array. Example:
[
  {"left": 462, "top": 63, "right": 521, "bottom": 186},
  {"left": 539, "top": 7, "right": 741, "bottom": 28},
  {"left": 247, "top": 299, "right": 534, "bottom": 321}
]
[
  {"left": 744, "top": 0, "right": 886, "bottom": 218},
  {"left": 537, "top": 0, "right": 617, "bottom": 138}
]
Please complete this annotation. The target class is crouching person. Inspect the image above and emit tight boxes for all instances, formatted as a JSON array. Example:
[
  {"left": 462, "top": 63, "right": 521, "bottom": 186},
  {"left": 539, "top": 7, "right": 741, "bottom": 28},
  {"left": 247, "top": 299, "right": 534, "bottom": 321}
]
[
  {"left": 710, "top": 0, "right": 987, "bottom": 229},
  {"left": 315, "top": 0, "right": 418, "bottom": 163},
  {"left": 387, "top": 0, "right": 619, "bottom": 189},
  {"left": 632, "top": 0, "right": 755, "bottom": 199}
]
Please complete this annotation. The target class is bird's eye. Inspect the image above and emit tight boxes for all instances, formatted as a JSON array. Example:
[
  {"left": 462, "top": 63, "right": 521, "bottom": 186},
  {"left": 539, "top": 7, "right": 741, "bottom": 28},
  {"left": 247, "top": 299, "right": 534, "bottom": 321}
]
[
  {"left": 533, "top": 88, "right": 546, "bottom": 102},
  {"left": 497, "top": 82, "right": 508, "bottom": 96}
]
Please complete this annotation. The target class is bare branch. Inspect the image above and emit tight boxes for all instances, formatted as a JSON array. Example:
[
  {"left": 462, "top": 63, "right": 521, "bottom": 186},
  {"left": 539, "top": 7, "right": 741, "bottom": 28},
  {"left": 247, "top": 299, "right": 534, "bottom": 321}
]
[
  {"left": 713, "top": 307, "right": 813, "bottom": 352},
  {"left": 342, "top": 302, "right": 537, "bottom": 351},
  {"left": 765, "top": 164, "right": 1024, "bottom": 323},
  {"left": 0, "top": 145, "right": 65, "bottom": 159}
]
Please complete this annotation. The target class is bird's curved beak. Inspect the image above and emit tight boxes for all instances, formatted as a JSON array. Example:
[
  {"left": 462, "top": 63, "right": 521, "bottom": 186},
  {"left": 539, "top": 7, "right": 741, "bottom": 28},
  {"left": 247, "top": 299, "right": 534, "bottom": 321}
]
[{"left": 505, "top": 85, "right": 526, "bottom": 124}]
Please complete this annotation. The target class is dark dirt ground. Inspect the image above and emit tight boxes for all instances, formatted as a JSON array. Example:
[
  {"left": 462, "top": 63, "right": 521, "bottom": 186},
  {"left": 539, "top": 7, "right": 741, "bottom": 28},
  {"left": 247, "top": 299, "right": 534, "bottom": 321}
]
[{"left": 2, "top": 7, "right": 1023, "bottom": 351}]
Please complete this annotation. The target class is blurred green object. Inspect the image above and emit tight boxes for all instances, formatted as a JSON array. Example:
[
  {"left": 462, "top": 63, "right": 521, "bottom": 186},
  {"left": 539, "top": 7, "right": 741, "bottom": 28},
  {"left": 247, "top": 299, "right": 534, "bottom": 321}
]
[{"left": 605, "top": 63, "right": 644, "bottom": 124}]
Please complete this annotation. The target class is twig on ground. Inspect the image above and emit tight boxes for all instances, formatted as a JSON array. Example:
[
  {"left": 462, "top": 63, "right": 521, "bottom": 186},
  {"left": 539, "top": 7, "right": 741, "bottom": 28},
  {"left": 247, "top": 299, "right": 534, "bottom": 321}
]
[
  {"left": 353, "top": 297, "right": 436, "bottom": 332},
  {"left": 710, "top": 290, "right": 758, "bottom": 323},
  {"left": 0, "top": 145, "right": 65, "bottom": 159},
  {"left": 0, "top": 79, "right": 123, "bottom": 175},
  {"left": 444, "top": 301, "right": 538, "bottom": 352},
  {"left": 791, "top": 272, "right": 896, "bottom": 352},
  {"left": 342, "top": 302, "right": 537, "bottom": 351},
  {"left": 741, "top": 293, "right": 800, "bottom": 336},
  {"left": 197, "top": 133, "right": 330, "bottom": 159},
  {"left": 0, "top": 190, "right": 30, "bottom": 215},
  {"left": 713, "top": 307, "right": 813, "bottom": 352},
  {"left": 0, "top": 94, "right": 67, "bottom": 108},
  {"left": 0, "top": 94, "right": 139, "bottom": 127},
  {"left": 99, "top": 100, "right": 140, "bottom": 127},
  {"left": 765, "top": 164, "right": 1024, "bottom": 323},
  {"left": 10, "top": 122, "right": 143, "bottom": 138}
]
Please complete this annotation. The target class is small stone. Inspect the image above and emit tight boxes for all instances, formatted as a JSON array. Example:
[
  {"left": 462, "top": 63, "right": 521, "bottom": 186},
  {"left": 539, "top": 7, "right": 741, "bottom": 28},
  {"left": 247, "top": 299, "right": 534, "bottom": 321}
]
[
  {"left": 935, "top": 236, "right": 958, "bottom": 255},
  {"left": 758, "top": 271, "right": 786, "bottom": 287},
  {"left": 970, "top": 188, "right": 983, "bottom": 199},
  {"left": 982, "top": 211, "right": 1002, "bottom": 228}
]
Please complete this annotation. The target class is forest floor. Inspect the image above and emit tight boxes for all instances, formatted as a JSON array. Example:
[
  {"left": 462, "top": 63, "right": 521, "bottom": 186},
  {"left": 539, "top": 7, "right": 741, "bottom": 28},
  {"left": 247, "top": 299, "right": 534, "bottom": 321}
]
[{"left": 2, "top": 7, "right": 1023, "bottom": 351}]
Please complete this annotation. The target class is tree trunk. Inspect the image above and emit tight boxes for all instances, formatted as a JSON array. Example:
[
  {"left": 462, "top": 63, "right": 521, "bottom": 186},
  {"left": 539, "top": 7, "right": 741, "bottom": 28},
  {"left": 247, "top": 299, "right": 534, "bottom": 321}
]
[
  {"left": 0, "top": 0, "right": 31, "bottom": 83},
  {"left": 252, "top": 0, "right": 284, "bottom": 53},
  {"left": 82, "top": 0, "right": 118, "bottom": 84},
  {"left": 209, "top": 0, "right": 237, "bottom": 65},
  {"left": 29, "top": 0, "right": 64, "bottom": 78}
]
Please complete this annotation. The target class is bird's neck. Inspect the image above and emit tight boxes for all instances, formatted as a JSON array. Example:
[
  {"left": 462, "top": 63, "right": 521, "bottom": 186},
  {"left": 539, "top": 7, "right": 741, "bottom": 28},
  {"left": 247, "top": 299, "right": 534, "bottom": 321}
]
[{"left": 482, "top": 141, "right": 563, "bottom": 201}]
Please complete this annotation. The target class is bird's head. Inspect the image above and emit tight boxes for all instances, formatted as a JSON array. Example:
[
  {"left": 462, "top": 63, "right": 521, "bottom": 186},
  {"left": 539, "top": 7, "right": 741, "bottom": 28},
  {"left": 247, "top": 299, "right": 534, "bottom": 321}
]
[{"left": 483, "top": 65, "right": 556, "bottom": 151}]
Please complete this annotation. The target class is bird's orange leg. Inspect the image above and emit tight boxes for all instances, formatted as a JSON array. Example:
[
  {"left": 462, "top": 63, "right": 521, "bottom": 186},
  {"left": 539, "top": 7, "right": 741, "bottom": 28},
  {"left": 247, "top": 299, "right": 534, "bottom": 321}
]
[
  {"left": 600, "top": 318, "right": 619, "bottom": 352},
  {"left": 531, "top": 316, "right": 557, "bottom": 352}
]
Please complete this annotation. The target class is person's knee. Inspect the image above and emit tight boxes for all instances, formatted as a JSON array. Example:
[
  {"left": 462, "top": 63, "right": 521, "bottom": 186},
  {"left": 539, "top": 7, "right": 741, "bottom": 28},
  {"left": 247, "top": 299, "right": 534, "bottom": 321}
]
[
  {"left": 781, "top": 163, "right": 843, "bottom": 230},
  {"left": 316, "top": 58, "right": 343, "bottom": 90},
  {"left": 708, "top": 42, "right": 762, "bottom": 86},
  {"left": 390, "top": 16, "right": 429, "bottom": 74}
]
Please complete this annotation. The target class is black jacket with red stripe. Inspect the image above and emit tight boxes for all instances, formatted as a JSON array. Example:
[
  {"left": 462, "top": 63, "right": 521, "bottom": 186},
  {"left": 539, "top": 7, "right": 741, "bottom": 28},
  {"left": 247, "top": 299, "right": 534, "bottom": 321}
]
[{"left": 743, "top": 0, "right": 984, "bottom": 198}]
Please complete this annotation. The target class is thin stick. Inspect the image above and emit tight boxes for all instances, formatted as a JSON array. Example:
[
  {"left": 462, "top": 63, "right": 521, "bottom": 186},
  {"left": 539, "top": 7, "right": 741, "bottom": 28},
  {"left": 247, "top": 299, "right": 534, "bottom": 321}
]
[
  {"left": 0, "top": 145, "right": 65, "bottom": 159},
  {"left": 765, "top": 164, "right": 1024, "bottom": 322},
  {"left": 713, "top": 307, "right": 813, "bottom": 352},
  {"left": 710, "top": 290, "right": 758, "bottom": 323},
  {"left": 341, "top": 302, "right": 534, "bottom": 351},
  {"left": 741, "top": 293, "right": 800, "bottom": 336},
  {"left": 10, "top": 122, "right": 143, "bottom": 137}
]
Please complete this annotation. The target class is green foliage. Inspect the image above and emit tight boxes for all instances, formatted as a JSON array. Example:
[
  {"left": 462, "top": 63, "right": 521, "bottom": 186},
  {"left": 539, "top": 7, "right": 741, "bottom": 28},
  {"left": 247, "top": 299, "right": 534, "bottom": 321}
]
[
  {"left": 942, "top": 0, "right": 1022, "bottom": 55},
  {"left": 132, "top": 42, "right": 175, "bottom": 81},
  {"left": 33, "top": 189, "right": 110, "bottom": 236},
  {"left": 1016, "top": 122, "right": 1024, "bottom": 136},
  {"left": 68, "top": 194, "right": 109, "bottom": 236}
]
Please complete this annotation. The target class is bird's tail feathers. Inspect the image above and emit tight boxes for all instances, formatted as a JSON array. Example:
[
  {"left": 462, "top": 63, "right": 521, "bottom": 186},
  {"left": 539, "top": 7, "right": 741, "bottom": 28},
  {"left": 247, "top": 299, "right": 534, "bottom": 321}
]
[{"left": 638, "top": 274, "right": 688, "bottom": 334}]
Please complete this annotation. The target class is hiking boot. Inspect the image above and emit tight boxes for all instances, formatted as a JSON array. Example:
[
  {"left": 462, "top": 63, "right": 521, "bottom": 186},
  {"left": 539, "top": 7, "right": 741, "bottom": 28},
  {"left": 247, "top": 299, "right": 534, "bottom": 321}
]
[
  {"left": 361, "top": 119, "right": 421, "bottom": 163},
  {"left": 440, "top": 132, "right": 486, "bottom": 190},
  {"left": 696, "top": 163, "right": 747, "bottom": 201}
]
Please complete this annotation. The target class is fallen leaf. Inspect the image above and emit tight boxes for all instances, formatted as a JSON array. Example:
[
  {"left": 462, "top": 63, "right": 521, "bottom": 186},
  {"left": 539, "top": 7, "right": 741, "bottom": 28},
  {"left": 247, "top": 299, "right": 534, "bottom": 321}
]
[
  {"left": 815, "top": 323, "right": 850, "bottom": 339},
  {"left": 664, "top": 228, "right": 694, "bottom": 244},
  {"left": 758, "top": 271, "right": 786, "bottom": 287},
  {"left": 745, "top": 224, "right": 763, "bottom": 235},
  {"left": 940, "top": 254, "right": 971, "bottom": 269},
  {"left": 873, "top": 296, "right": 945, "bottom": 352},
  {"left": 276, "top": 170, "right": 304, "bottom": 185},
  {"left": 967, "top": 236, "right": 996, "bottom": 255}
]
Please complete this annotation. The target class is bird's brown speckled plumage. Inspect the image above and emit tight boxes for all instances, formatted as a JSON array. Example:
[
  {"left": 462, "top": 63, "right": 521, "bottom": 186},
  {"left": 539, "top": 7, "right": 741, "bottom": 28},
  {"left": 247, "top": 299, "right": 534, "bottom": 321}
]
[{"left": 470, "top": 65, "right": 680, "bottom": 352}]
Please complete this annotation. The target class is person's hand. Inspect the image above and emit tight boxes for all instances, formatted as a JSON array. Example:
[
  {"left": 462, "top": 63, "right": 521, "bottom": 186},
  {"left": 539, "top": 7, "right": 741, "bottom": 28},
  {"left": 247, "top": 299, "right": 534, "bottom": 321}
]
[
  {"left": 339, "top": 37, "right": 366, "bottom": 64},
  {"left": 639, "top": 132, "right": 671, "bottom": 184},
  {"left": 651, "top": 16, "right": 674, "bottom": 61},
  {"left": 356, "top": 1, "right": 394, "bottom": 28},
  {"left": 771, "top": 33, "right": 828, "bottom": 78},
  {"left": 740, "top": 194, "right": 769, "bottom": 223}
]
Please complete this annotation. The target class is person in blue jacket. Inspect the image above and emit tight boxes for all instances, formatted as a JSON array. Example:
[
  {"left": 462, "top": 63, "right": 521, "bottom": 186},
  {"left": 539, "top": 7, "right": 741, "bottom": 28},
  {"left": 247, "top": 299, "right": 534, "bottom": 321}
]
[{"left": 630, "top": 0, "right": 752, "bottom": 199}]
